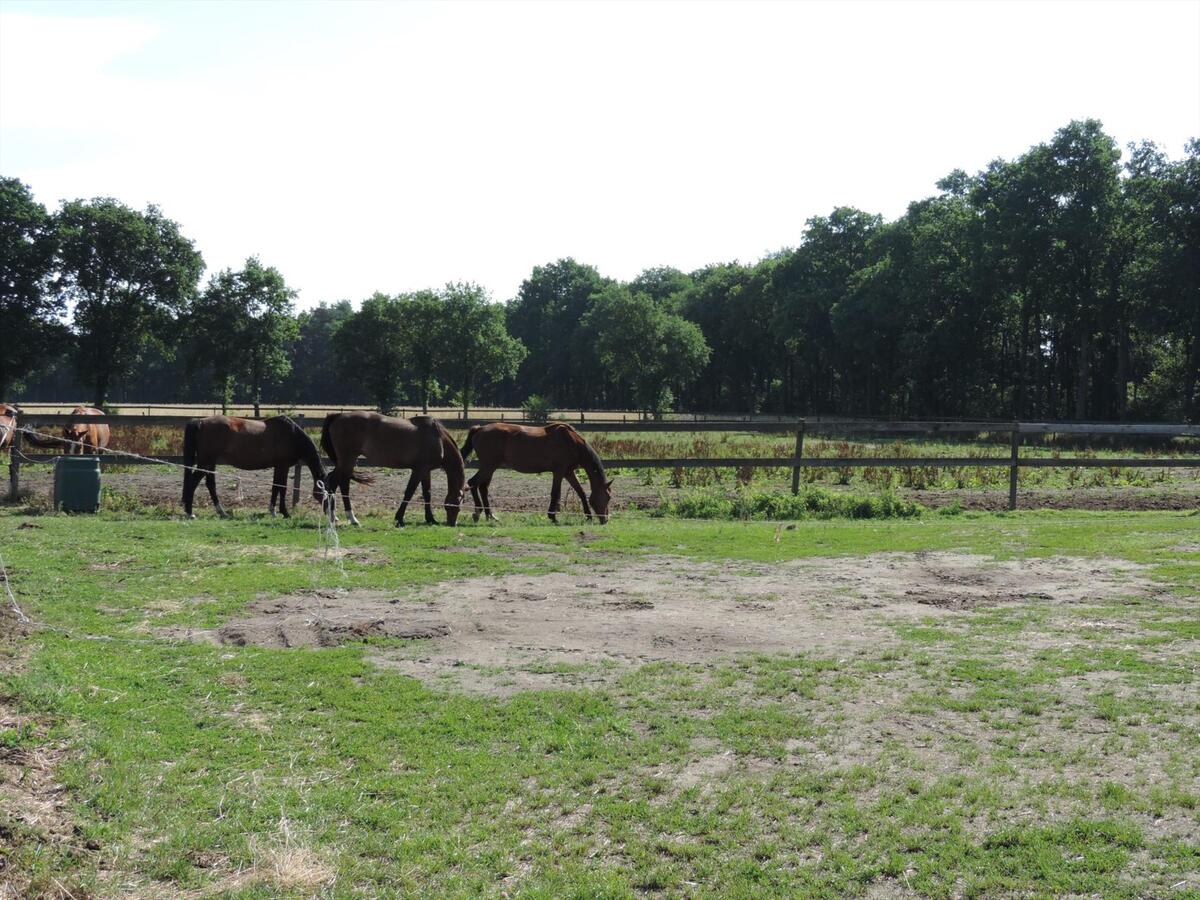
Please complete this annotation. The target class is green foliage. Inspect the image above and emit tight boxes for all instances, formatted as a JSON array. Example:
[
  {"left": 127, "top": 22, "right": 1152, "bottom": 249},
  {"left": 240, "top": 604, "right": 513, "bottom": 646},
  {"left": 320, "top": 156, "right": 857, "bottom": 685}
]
[
  {"left": 332, "top": 292, "right": 408, "bottom": 413},
  {"left": 522, "top": 394, "right": 554, "bottom": 422},
  {"left": 0, "top": 177, "right": 64, "bottom": 399},
  {"left": 185, "top": 257, "right": 297, "bottom": 414},
  {"left": 587, "top": 285, "right": 710, "bottom": 416},
  {"left": 53, "top": 197, "right": 204, "bottom": 407},
  {"left": 437, "top": 281, "right": 525, "bottom": 418},
  {"left": 657, "top": 486, "right": 925, "bottom": 520}
]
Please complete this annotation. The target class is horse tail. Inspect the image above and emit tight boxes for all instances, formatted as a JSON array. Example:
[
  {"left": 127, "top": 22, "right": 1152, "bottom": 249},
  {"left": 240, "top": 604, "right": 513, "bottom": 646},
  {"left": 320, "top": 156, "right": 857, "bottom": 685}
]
[
  {"left": 320, "top": 413, "right": 338, "bottom": 464},
  {"left": 323, "top": 412, "right": 373, "bottom": 483},
  {"left": 183, "top": 419, "right": 200, "bottom": 471},
  {"left": 460, "top": 425, "right": 481, "bottom": 460}
]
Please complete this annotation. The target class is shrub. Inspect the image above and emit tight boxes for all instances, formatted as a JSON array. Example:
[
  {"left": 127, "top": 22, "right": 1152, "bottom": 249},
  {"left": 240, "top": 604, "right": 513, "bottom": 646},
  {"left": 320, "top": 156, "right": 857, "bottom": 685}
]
[
  {"left": 655, "top": 486, "right": 924, "bottom": 521},
  {"left": 522, "top": 394, "right": 554, "bottom": 423}
]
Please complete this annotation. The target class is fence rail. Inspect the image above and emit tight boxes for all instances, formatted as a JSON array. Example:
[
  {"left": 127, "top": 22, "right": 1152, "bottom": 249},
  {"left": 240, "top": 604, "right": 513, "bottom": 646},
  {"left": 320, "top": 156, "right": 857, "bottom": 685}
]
[
  {"left": 7, "top": 416, "right": 1200, "bottom": 511},
  {"left": 13, "top": 413, "right": 1200, "bottom": 437}
]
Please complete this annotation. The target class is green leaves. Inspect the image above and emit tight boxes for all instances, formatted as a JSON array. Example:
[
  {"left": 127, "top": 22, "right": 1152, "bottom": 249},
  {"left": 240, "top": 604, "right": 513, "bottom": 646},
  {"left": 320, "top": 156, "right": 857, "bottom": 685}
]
[
  {"left": 54, "top": 197, "right": 204, "bottom": 406},
  {"left": 333, "top": 283, "right": 526, "bottom": 416},
  {"left": 185, "top": 257, "right": 297, "bottom": 413}
]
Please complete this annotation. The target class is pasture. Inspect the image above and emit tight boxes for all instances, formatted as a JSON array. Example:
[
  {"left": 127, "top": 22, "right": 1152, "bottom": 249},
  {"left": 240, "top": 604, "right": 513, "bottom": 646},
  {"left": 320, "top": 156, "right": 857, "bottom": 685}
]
[{"left": 1, "top": 505, "right": 1197, "bottom": 897}]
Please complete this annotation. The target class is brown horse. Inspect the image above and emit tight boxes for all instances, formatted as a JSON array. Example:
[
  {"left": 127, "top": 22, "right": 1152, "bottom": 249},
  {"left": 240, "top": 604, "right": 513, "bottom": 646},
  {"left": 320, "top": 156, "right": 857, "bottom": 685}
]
[
  {"left": 460, "top": 422, "right": 612, "bottom": 524},
  {"left": 0, "top": 404, "right": 17, "bottom": 451},
  {"left": 320, "top": 412, "right": 465, "bottom": 527},
  {"left": 63, "top": 406, "right": 110, "bottom": 454},
  {"left": 182, "top": 415, "right": 327, "bottom": 518}
]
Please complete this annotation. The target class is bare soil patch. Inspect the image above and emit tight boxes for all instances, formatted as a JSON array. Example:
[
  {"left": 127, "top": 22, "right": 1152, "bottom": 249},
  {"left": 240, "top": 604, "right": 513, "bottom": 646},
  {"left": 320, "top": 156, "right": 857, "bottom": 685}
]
[{"left": 170, "top": 552, "right": 1153, "bottom": 695}]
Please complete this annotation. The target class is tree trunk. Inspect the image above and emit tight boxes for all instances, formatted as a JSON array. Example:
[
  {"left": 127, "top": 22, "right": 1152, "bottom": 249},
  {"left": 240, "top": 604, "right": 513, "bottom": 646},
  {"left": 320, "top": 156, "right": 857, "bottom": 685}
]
[
  {"left": 1187, "top": 330, "right": 1200, "bottom": 420},
  {"left": 1016, "top": 297, "right": 1031, "bottom": 418},
  {"left": 421, "top": 377, "right": 429, "bottom": 415},
  {"left": 462, "top": 375, "right": 470, "bottom": 420},
  {"left": 1116, "top": 321, "right": 1130, "bottom": 420},
  {"left": 1075, "top": 328, "right": 1090, "bottom": 420}
]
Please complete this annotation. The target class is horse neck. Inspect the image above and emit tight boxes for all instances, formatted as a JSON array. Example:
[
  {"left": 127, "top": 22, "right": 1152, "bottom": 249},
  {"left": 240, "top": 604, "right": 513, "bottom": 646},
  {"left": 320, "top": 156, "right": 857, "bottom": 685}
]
[
  {"left": 297, "top": 433, "right": 326, "bottom": 481},
  {"left": 442, "top": 434, "right": 466, "bottom": 493},
  {"left": 579, "top": 447, "right": 606, "bottom": 494}
]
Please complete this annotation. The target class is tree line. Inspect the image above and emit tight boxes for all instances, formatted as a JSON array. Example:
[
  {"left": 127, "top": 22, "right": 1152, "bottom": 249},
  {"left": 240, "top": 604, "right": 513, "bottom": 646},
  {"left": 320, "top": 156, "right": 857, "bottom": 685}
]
[{"left": 3, "top": 119, "right": 1196, "bottom": 420}]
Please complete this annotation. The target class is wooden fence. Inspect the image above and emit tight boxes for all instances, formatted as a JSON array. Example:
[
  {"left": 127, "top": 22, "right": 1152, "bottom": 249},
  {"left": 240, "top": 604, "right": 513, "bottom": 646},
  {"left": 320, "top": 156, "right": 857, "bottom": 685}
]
[{"left": 8, "top": 415, "right": 1200, "bottom": 511}]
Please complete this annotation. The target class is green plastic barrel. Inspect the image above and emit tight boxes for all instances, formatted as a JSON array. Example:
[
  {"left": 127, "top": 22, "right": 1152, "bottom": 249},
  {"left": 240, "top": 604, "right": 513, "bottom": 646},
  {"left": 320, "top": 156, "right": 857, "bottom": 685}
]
[{"left": 53, "top": 456, "right": 102, "bottom": 513}]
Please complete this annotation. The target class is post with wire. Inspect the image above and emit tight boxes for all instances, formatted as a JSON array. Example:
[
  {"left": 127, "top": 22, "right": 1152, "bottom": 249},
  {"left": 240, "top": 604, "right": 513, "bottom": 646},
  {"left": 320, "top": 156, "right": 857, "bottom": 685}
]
[{"left": 8, "top": 426, "right": 20, "bottom": 500}]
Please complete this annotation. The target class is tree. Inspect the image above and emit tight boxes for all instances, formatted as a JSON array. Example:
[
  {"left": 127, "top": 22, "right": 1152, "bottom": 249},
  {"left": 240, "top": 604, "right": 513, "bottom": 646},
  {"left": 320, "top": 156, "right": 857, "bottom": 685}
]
[
  {"left": 437, "top": 282, "right": 525, "bottom": 419},
  {"left": 0, "top": 177, "right": 64, "bottom": 399},
  {"left": 55, "top": 198, "right": 203, "bottom": 407},
  {"left": 284, "top": 301, "right": 361, "bottom": 404},
  {"left": 333, "top": 293, "right": 409, "bottom": 413},
  {"left": 1122, "top": 138, "right": 1200, "bottom": 418},
  {"left": 396, "top": 290, "right": 447, "bottom": 414},
  {"left": 588, "top": 285, "right": 710, "bottom": 417},
  {"left": 1045, "top": 120, "right": 1123, "bottom": 418},
  {"left": 236, "top": 258, "right": 298, "bottom": 416},
  {"left": 186, "top": 268, "right": 244, "bottom": 411},
  {"left": 506, "top": 259, "right": 609, "bottom": 407},
  {"left": 185, "top": 258, "right": 297, "bottom": 414}
]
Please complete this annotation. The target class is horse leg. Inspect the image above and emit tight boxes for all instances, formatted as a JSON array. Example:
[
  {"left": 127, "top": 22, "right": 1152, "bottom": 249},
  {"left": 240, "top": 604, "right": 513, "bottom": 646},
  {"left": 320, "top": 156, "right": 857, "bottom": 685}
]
[
  {"left": 206, "top": 471, "right": 229, "bottom": 518},
  {"left": 479, "top": 468, "right": 499, "bottom": 522},
  {"left": 340, "top": 471, "right": 360, "bottom": 527},
  {"left": 565, "top": 470, "right": 593, "bottom": 522},
  {"left": 183, "top": 469, "right": 203, "bottom": 518},
  {"left": 273, "top": 464, "right": 289, "bottom": 518},
  {"left": 396, "top": 467, "right": 426, "bottom": 528},
  {"left": 468, "top": 472, "right": 483, "bottom": 522},
  {"left": 421, "top": 472, "right": 435, "bottom": 524},
  {"left": 548, "top": 472, "right": 563, "bottom": 524}
]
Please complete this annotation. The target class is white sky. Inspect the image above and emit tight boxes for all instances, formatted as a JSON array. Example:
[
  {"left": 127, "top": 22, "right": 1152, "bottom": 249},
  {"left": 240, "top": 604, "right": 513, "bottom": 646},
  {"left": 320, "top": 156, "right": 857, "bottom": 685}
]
[{"left": 2, "top": 0, "right": 1198, "bottom": 309}]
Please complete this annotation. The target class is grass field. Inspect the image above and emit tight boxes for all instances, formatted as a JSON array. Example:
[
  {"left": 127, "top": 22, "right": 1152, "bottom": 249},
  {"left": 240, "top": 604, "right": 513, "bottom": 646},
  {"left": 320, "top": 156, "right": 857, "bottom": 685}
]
[{"left": 1, "top": 508, "right": 1197, "bottom": 897}]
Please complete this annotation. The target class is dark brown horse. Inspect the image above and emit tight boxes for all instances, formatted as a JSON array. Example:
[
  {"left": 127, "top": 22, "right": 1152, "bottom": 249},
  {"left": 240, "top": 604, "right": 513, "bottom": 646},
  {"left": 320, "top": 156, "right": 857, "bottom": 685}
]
[
  {"left": 460, "top": 422, "right": 612, "bottom": 524},
  {"left": 0, "top": 404, "right": 17, "bottom": 451},
  {"left": 63, "top": 406, "right": 110, "bottom": 454},
  {"left": 182, "top": 415, "right": 327, "bottom": 518},
  {"left": 320, "top": 412, "right": 466, "bottom": 527}
]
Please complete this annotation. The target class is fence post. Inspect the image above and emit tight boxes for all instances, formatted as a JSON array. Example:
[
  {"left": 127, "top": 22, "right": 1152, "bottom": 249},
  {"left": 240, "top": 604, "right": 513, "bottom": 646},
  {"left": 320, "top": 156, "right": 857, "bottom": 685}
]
[
  {"left": 1008, "top": 424, "right": 1020, "bottom": 511},
  {"left": 8, "top": 428, "right": 20, "bottom": 499},
  {"left": 792, "top": 421, "right": 805, "bottom": 495}
]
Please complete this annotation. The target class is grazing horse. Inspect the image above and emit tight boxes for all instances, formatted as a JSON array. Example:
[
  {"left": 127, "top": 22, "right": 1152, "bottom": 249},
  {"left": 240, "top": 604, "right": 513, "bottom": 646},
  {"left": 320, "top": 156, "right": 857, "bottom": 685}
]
[
  {"left": 320, "top": 412, "right": 465, "bottom": 527},
  {"left": 62, "top": 406, "right": 110, "bottom": 454},
  {"left": 182, "top": 415, "right": 327, "bottom": 519},
  {"left": 0, "top": 404, "right": 17, "bottom": 451},
  {"left": 460, "top": 422, "right": 612, "bottom": 524}
]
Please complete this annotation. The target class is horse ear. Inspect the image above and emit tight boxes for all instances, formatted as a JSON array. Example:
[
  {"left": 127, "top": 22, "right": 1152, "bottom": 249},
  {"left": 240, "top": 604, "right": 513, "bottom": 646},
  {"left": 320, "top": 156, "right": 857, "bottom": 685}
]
[{"left": 606, "top": 479, "right": 613, "bottom": 490}]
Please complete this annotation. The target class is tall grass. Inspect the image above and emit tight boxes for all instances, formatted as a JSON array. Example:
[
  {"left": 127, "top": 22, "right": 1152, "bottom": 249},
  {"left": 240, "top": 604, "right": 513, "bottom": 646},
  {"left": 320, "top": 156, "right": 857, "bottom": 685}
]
[{"left": 655, "top": 486, "right": 925, "bottom": 520}]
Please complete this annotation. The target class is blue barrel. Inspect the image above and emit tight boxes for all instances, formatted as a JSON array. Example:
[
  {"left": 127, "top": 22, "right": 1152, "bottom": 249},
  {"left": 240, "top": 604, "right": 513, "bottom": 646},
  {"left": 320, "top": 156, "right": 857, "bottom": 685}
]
[{"left": 53, "top": 456, "right": 102, "bottom": 512}]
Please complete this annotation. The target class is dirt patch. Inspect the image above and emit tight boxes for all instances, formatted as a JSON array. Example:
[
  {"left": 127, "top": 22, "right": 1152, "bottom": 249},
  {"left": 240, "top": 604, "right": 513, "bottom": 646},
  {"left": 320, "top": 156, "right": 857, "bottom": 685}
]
[{"left": 171, "top": 553, "right": 1153, "bottom": 695}]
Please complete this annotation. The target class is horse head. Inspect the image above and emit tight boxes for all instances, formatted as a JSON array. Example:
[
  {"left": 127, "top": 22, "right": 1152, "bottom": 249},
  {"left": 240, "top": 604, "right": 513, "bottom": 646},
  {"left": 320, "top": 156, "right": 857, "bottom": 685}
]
[{"left": 590, "top": 479, "right": 613, "bottom": 524}]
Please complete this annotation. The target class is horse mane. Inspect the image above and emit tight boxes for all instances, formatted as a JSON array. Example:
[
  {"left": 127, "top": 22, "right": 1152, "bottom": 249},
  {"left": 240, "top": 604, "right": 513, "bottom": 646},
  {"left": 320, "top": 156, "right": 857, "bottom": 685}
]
[
  {"left": 565, "top": 428, "right": 605, "bottom": 482},
  {"left": 282, "top": 416, "right": 327, "bottom": 479}
]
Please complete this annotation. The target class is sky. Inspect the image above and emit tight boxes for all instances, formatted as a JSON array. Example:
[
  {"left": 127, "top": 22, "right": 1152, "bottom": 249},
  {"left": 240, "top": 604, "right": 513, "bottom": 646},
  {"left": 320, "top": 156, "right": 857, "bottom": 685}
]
[{"left": 2, "top": 0, "right": 1198, "bottom": 310}]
